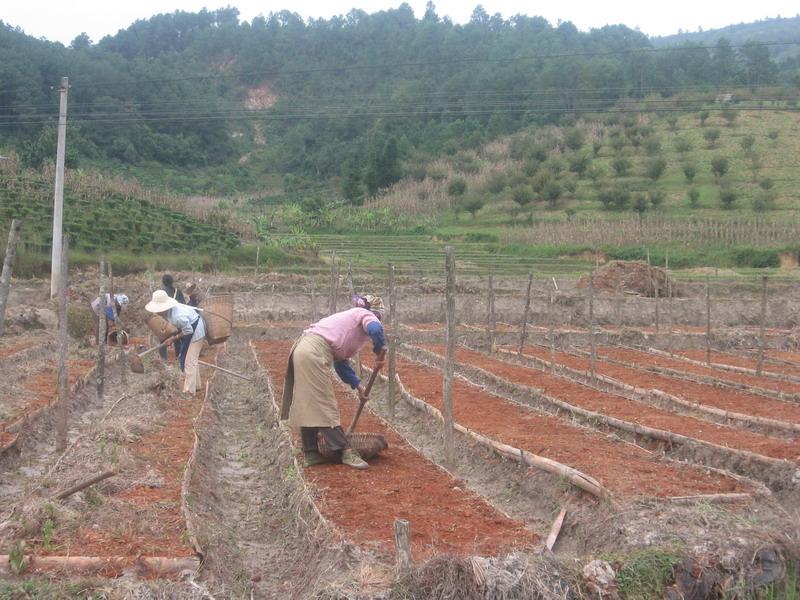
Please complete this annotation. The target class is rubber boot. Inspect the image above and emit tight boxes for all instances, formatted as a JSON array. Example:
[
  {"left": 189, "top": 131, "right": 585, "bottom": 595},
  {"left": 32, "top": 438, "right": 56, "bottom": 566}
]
[
  {"left": 304, "top": 450, "right": 327, "bottom": 467},
  {"left": 341, "top": 448, "right": 368, "bottom": 470}
]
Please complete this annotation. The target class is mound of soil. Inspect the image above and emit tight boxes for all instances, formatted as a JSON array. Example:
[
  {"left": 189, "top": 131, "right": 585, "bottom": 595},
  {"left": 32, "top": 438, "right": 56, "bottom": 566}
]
[{"left": 578, "top": 260, "right": 674, "bottom": 297}]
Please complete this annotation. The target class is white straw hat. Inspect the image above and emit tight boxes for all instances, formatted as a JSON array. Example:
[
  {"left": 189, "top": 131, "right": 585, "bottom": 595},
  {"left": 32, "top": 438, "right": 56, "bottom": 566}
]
[{"left": 145, "top": 289, "right": 179, "bottom": 313}]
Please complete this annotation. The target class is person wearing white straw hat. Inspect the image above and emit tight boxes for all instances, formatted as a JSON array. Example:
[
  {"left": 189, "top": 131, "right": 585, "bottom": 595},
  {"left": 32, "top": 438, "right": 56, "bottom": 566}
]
[
  {"left": 145, "top": 289, "right": 206, "bottom": 397},
  {"left": 281, "top": 294, "right": 386, "bottom": 470}
]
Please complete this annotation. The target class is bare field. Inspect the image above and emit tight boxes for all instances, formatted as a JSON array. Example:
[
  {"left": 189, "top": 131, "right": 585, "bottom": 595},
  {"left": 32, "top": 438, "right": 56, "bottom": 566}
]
[{"left": 1, "top": 269, "right": 799, "bottom": 598}]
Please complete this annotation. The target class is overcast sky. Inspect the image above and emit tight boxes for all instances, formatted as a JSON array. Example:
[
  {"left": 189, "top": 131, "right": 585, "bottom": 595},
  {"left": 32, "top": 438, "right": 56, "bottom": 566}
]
[{"left": 3, "top": 0, "right": 799, "bottom": 46}]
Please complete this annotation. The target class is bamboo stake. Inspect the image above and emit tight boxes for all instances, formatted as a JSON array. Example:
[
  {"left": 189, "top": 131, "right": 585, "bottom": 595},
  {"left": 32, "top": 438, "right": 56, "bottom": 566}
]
[
  {"left": 487, "top": 273, "right": 496, "bottom": 353},
  {"left": 588, "top": 269, "right": 596, "bottom": 383},
  {"left": 108, "top": 264, "right": 126, "bottom": 385},
  {"left": 545, "top": 508, "right": 567, "bottom": 551},
  {"left": 757, "top": 276, "right": 767, "bottom": 377},
  {"left": 393, "top": 519, "right": 411, "bottom": 575},
  {"left": 96, "top": 260, "right": 107, "bottom": 401},
  {"left": 55, "top": 236, "right": 69, "bottom": 453},
  {"left": 518, "top": 273, "right": 533, "bottom": 357},
  {"left": 706, "top": 274, "right": 712, "bottom": 366},
  {"left": 310, "top": 278, "right": 318, "bottom": 322},
  {"left": 52, "top": 469, "right": 118, "bottom": 500},
  {"left": 443, "top": 246, "right": 456, "bottom": 468},
  {"left": 328, "top": 250, "right": 337, "bottom": 314},
  {"left": 0, "top": 218, "right": 21, "bottom": 337},
  {"left": 346, "top": 261, "right": 362, "bottom": 377},
  {"left": 388, "top": 263, "right": 398, "bottom": 417}
]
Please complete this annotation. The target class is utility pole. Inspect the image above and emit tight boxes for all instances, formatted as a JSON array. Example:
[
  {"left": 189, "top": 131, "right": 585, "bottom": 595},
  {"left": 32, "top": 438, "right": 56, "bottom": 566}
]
[{"left": 50, "top": 77, "right": 69, "bottom": 298}]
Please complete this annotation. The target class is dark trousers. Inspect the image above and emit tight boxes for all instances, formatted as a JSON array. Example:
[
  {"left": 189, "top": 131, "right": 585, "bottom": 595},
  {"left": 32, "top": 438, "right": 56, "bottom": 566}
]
[
  {"left": 301, "top": 426, "right": 349, "bottom": 453},
  {"left": 159, "top": 340, "right": 182, "bottom": 362}
]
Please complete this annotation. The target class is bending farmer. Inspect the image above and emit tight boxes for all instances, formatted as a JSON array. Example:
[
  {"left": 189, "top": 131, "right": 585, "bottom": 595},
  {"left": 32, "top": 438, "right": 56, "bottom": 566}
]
[
  {"left": 281, "top": 294, "right": 386, "bottom": 470},
  {"left": 90, "top": 293, "right": 129, "bottom": 344},
  {"left": 145, "top": 289, "right": 206, "bottom": 398}
]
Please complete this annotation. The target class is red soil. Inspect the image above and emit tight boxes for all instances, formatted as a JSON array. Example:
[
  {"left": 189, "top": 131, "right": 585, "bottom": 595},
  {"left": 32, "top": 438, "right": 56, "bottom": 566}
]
[
  {"left": 1, "top": 360, "right": 94, "bottom": 433},
  {"left": 39, "top": 358, "right": 219, "bottom": 560},
  {"left": 513, "top": 345, "right": 800, "bottom": 426},
  {"left": 396, "top": 352, "right": 742, "bottom": 498},
  {"left": 422, "top": 345, "right": 800, "bottom": 463},
  {"left": 595, "top": 346, "right": 800, "bottom": 396},
  {"left": 0, "top": 339, "right": 39, "bottom": 359},
  {"left": 253, "top": 340, "right": 536, "bottom": 559}
]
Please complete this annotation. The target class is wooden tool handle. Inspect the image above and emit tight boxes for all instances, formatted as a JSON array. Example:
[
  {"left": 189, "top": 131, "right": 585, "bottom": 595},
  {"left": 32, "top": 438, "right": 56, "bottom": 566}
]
[{"left": 347, "top": 356, "right": 385, "bottom": 434}]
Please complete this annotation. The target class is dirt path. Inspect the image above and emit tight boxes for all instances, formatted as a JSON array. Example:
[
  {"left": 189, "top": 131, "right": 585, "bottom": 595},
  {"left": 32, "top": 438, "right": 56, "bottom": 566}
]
[
  {"left": 596, "top": 346, "right": 800, "bottom": 395},
  {"left": 394, "top": 355, "right": 743, "bottom": 499},
  {"left": 422, "top": 345, "right": 800, "bottom": 464},
  {"left": 512, "top": 345, "right": 800, "bottom": 426},
  {"left": 254, "top": 339, "right": 537, "bottom": 560}
]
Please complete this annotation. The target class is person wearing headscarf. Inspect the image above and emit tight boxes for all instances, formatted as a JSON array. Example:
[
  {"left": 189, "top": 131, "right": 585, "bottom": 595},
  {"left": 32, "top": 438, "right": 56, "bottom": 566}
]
[
  {"left": 281, "top": 294, "right": 386, "bottom": 470},
  {"left": 183, "top": 282, "right": 202, "bottom": 308},
  {"left": 159, "top": 274, "right": 185, "bottom": 362},
  {"left": 90, "top": 293, "right": 129, "bottom": 343},
  {"left": 145, "top": 289, "right": 206, "bottom": 397}
]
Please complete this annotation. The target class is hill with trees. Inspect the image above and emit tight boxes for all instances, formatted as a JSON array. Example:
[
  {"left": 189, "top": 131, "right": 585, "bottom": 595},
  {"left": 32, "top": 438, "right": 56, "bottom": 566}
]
[{"left": 1, "top": 5, "right": 799, "bottom": 200}]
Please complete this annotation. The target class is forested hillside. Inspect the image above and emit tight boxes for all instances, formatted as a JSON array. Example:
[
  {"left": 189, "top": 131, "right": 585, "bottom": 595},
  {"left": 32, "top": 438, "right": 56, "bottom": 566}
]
[{"left": 1, "top": 5, "right": 799, "bottom": 199}]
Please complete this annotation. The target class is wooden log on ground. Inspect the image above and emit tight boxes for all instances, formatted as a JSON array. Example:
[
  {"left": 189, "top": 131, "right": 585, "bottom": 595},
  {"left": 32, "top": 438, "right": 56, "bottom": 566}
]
[{"left": 0, "top": 555, "right": 200, "bottom": 578}]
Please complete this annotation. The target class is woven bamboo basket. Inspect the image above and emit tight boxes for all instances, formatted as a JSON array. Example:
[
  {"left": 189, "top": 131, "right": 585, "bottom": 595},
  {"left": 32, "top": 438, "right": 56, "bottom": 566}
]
[
  {"left": 318, "top": 432, "right": 388, "bottom": 460},
  {"left": 146, "top": 314, "right": 178, "bottom": 342},
  {"left": 107, "top": 328, "right": 129, "bottom": 345},
  {"left": 202, "top": 295, "right": 234, "bottom": 345}
]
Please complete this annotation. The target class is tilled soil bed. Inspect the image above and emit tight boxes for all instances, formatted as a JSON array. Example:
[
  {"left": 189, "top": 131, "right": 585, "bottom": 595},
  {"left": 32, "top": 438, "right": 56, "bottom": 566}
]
[
  {"left": 595, "top": 346, "right": 800, "bottom": 396},
  {"left": 512, "top": 344, "right": 800, "bottom": 426},
  {"left": 393, "top": 355, "right": 744, "bottom": 499},
  {"left": 422, "top": 345, "right": 800, "bottom": 464},
  {"left": 679, "top": 348, "right": 800, "bottom": 379},
  {"left": 253, "top": 339, "right": 537, "bottom": 560}
]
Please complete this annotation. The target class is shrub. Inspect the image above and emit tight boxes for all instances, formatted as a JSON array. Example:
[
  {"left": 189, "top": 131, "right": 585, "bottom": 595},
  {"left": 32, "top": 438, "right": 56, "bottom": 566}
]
[
  {"left": 592, "top": 140, "right": 603, "bottom": 157},
  {"left": 759, "top": 177, "right": 774, "bottom": 191},
  {"left": 611, "top": 155, "right": 632, "bottom": 177},
  {"left": 682, "top": 163, "right": 697, "bottom": 183},
  {"left": 564, "top": 127, "right": 585, "bottom": 151},
  {"left": 703, "top": 128, "right": 720, "bottom": 148},
  {"left": 719, "top": 187, "right": 737, "bottom": 209},
  {"left": 740, "top": 134, "right": 755, "bottom": 153},
  {"left": 698, "top": 110, "right": 710, "bottom": 126},
  {"left": 673, "top": 137, "right": 692, "bottom": 153},
  {"left": 711, "top": 156, "right": 729, "bottom": 179},
  {"left": 643, "top": 136, "right": 662, "bottom": 156},
  {"left": 767, "top": 129, "right": 779, "bottom": 142},
  {"left": 460, "top": 195, "right": 485, "bottom": 218},
  {"left": 447, "top": 177, "right": 467, "bottom": 197},
  {"left": 645, "top": 157, "right": 667, "bottom": 181},
  {"left": 67, "top": 306, "right": 95, "bottom": 340},
  {"left": 687, "top": 188, "right": 700, "bottom": 208},
  {"left": 721, "top": 108, "right": 737, "bottom": 126},
  {"left": 542, "top": 180, "right": 563, "bottom": 208},
  {"left": 648, "top": 190, "right": 665, "bottom": 209},
  {"left": 568, "top": 152, "right": 591, "bottom": 176},
  {"left": 752, "top": 190, "right": 777, "bottom": 212},
  {"left": 483, "top": 172, "right": 507, "bottom": 194},
  {"left": 597, "top": 186, "right": 631, "bottom": 211},
  {"left": 511, "top": 185, "right": 533, "bottom": 210}
]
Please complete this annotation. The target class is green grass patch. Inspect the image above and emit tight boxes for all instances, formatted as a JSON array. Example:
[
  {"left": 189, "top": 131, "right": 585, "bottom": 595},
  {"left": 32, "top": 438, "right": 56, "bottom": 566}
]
[{"left": 612, "top": 547, "right": 682, "bottom": 600}]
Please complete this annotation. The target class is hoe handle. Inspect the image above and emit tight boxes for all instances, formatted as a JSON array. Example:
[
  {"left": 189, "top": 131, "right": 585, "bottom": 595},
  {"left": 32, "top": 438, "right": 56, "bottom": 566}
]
[{"left": 347, "top": 352, "right": 385, "bottom": 434}]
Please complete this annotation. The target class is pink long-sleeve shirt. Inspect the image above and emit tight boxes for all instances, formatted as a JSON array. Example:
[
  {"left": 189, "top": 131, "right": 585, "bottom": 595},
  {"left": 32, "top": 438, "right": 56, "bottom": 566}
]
[{"left": 304, "top": 308, "right": 379, "bottom": 361}]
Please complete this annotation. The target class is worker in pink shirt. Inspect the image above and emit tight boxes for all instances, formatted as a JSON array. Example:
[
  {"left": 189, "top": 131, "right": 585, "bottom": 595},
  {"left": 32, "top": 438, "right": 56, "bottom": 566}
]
[{"left": 281, "top": 294, "right": 386, "bottom": 469}]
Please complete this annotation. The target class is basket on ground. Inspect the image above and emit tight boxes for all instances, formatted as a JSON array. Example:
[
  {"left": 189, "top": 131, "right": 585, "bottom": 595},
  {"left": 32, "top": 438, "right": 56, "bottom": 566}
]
[
  {"left": 202, "top": 295, "right": 234, "bottom": 345},
  {"left": 318, "top": 432, "right": 388, "bottom": 460},
  {"left": 107, "top": 328, "right": 129, "bottom": 345},
  {"left": 146, "top": 314, "right": 178, "bottom": 342}
]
